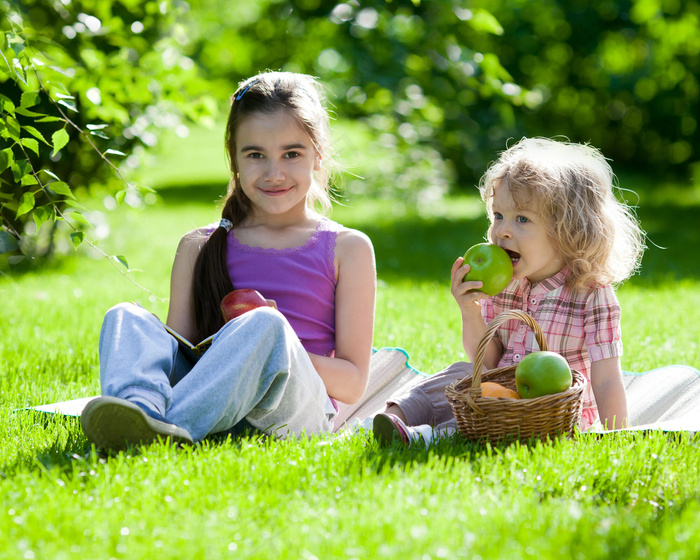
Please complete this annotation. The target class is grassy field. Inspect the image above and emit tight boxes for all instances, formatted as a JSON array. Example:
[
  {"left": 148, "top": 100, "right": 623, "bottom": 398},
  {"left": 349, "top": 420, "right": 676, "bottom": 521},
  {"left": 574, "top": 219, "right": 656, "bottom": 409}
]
[{"left": 1, "top": 127, "right": 700, "bottom": 558}]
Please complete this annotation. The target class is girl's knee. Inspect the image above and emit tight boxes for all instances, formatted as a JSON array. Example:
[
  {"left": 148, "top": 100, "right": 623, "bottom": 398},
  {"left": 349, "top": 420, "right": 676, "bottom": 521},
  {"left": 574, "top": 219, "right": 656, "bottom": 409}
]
[
  {"left": 220, "top": 306, "right": 289, "bottom": 338},
  {"left": 104, "top": 302, "right": 135, "bottom": 323},
  {"left": 103, "top": 302, "right": 154, "bottom": 330}
]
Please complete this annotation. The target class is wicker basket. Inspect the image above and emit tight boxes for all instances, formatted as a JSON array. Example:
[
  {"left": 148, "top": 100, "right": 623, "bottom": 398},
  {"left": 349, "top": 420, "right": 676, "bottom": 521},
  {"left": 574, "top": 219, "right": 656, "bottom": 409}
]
[{"left": 445, "top": 309, "right": 585, "bottom": 442}]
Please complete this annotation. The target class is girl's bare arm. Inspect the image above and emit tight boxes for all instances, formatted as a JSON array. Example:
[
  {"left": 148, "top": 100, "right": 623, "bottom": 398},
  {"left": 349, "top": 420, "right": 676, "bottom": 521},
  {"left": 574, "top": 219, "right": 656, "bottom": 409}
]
[
  {"left": 308, "top": 228, "right": 376, "bottom": 404},
  {"left": 165, "top": 228, "right": 208, "bottom": 343}
]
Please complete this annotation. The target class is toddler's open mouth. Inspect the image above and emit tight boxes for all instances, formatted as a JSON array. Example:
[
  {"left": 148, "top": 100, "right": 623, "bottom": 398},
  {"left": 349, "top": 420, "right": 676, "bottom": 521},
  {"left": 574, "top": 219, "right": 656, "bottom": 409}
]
[{"left": 504, "top": 248, "right": 521, "bottom": 264}]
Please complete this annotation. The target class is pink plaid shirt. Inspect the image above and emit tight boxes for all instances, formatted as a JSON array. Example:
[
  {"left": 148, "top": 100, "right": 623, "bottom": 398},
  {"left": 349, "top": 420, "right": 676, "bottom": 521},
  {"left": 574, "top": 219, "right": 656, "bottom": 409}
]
[{"left": 480, "top": 266, "right": 623, "bottom": 430}]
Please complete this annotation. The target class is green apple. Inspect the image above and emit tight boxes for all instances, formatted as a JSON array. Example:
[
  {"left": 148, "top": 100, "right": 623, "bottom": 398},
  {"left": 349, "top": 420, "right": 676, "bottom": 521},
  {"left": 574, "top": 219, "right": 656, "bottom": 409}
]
[
  {"left": 462, "top": 243, "right": 513, "bottom": 296},
  {"left": 515, "top": 351, "right": 572, "bottom": 399}
]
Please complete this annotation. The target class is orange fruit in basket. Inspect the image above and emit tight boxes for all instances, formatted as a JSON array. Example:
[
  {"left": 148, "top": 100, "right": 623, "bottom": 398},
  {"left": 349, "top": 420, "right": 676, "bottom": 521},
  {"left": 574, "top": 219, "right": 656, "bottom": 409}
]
[{"left": 480, "top": 382, "right": 521, "bottom": 399}]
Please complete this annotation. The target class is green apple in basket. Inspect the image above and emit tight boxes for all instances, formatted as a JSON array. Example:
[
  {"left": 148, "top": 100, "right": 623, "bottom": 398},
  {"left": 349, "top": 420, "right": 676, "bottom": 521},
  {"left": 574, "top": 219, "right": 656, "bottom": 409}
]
[
  {"left": 515, "top": 351, "right": 572, "bottom": 399},
  {"left": 462, "top": 243, "right": 513, "bottom": 296}
]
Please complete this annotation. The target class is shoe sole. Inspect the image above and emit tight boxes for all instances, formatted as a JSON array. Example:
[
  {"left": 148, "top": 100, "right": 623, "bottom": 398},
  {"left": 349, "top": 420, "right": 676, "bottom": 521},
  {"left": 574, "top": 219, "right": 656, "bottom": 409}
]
[
  {"left": 80, "top": 396, "right": 193, "bottom": 451},
  {"left": 373, "top": 414, "right": 408, "bottom": 446}
]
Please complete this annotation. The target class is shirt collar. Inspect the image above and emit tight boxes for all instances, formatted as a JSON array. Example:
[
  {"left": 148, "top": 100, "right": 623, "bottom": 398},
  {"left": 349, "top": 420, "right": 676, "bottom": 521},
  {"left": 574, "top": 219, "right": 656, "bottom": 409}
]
[{"left": 529, "top": 266, "right": 570, "bottom": 295}]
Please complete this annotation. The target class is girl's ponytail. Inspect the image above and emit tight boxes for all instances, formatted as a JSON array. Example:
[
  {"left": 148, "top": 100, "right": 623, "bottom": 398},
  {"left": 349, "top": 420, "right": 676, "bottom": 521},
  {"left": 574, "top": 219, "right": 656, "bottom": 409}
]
[{"left": 191, "top": 188, "right": 250, "bottom": 343}]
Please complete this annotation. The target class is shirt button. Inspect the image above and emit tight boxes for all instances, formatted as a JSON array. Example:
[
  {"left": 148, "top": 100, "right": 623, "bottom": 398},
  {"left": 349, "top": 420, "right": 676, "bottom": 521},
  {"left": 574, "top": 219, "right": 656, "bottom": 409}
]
[
  {"left": 530, "top": 298, "right": 537, "bottom": 305},
  {"left": 514, "top": 354, "right": 521, "bottom": 361}
]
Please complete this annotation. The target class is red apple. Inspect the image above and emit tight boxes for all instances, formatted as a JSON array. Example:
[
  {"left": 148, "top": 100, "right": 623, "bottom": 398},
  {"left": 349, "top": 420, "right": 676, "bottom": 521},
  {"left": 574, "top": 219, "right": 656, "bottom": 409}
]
[{"left": 220, "top": 289, "right": 269, "bottom": 322}]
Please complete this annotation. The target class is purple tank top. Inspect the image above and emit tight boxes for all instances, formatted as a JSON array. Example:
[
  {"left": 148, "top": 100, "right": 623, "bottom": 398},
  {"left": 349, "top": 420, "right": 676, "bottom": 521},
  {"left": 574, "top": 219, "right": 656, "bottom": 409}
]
[{"left": 225, "top": 218, "right": 340, "bottom": 356}]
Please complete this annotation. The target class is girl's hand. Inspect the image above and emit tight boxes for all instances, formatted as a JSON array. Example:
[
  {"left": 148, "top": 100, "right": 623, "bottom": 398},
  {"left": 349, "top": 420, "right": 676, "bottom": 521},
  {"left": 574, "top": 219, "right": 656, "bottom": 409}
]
[{"left": 450, "top": 257, "right": 489, "bottom": 314}]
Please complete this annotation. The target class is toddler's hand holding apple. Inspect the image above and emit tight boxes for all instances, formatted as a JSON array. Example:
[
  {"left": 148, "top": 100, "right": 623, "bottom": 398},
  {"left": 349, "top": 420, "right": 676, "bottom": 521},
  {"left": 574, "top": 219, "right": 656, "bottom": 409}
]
[
  {"left": 460, "top": 243, "right": 513, "bottom": 297},
  {"left": 451, "top": 257, "right": 489, "bottom": 304}
]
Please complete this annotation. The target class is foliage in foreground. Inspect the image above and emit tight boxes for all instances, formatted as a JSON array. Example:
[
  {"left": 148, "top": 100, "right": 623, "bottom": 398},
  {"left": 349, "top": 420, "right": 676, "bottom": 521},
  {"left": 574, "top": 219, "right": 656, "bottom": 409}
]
[{"left": 0, "top": 0, "right": 214, "bottom": 264}]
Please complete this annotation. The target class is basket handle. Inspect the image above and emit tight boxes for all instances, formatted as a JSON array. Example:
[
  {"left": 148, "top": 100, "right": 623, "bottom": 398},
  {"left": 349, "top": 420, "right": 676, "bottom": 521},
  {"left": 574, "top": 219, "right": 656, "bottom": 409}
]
[{"left": 471, "top": 309, "right": 549, "bottom": 389}]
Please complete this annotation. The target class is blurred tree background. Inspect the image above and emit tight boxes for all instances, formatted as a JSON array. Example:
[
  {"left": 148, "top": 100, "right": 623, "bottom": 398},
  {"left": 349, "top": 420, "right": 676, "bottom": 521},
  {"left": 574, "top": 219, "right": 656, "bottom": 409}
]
[{"left": 2, "top": 0, "right": 699, "bottom": 264}]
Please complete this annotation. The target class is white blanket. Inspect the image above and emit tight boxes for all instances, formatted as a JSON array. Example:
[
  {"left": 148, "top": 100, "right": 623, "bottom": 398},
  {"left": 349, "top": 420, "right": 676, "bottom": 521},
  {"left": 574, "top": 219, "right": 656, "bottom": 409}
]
[
  {"left": 24, "top": 351, "right": 700, "bottom": 435},
  {"left": 610, "top": 365, "right": 700, "bottom": 434}
]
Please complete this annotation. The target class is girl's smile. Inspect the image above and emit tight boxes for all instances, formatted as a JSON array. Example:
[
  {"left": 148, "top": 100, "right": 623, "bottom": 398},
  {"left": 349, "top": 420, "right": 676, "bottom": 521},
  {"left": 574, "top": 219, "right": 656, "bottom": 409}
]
[{"left": 259, "top": 186, "right": 294, "bottom": 196}]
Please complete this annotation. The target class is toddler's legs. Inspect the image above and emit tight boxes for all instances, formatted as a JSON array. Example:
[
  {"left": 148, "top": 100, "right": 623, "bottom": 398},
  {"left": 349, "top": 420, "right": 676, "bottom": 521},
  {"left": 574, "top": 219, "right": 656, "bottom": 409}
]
[
  {"left": 385, "top": 361, "right": 473, "bottom": 426},
  {"left": 374, "top": 362, "right": 472, "bottom": 447}
]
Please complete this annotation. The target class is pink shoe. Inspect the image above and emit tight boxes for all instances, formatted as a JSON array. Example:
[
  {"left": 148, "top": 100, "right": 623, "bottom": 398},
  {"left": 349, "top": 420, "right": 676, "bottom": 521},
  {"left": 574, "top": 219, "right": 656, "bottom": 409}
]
[{"left": 373, "top": 413, "right": 411, "bottom": 446}]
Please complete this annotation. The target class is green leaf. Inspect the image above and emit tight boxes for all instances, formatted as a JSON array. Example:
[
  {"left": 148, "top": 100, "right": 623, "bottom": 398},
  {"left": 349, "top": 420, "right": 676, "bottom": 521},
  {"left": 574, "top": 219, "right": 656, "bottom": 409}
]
[
  {"left": 20, "top": 173, "right": 37, "bottom": 186},
  {"left": 48, "top": 181, "right": 75, "bottom": 198},
  {"left": 0, "top": 231, "right": 19, "bottom": 255},
  {"left": 22, "top": 126, "right": 50, "bottom": 145},
  {"left": 5, "top": 115, "right": 20, "bottom": 140},
  {"left": 112, "top": 254, "right": 129, "bottom": 271},
  {"left": 67, "top": 210, "right": 91, "bottom": 227},
  {"left": 40, "top": 169, "right": 60, "bottom": 181},
  {"left": 15, "top": 107, "right": 44, "bottom": 118},
  {"left": 115, "top": 190, "right": 127, "bottom": 206},
  {"left": 20, "top": 91, "right": 40, "bottom": 108},
  {"left": 0, "top": 94, "right": 16, "bottom": 113},
  {"left": 11, "top": 159, "right": 32, "bottom": 182},
  {"left": 104, "top": 149, "right": 126, "bottom": 157},
  {"left": 70, "top": 231, "right": 85, "bottom": 249},
  {"left": 0, "top": 148, "right": 12, "bottom": 173},
  {"left": 52, "top": 128, "right": 70, "bottom": 156},
  {"left": 62, "top": 198, "right": 88, "bottom": 211},
  {"left": 470, "top": 9, "right": 504, "bottom": 35},
  {"left": 36, "top": 116, "right": 61, "bottom": 123},
  {"left": 16, "top": 191, "right": 35, "bottom": 218},
  {"left": 20, "top": 137, "right": 39, "bottom": 155},
  {"left": 57, "top": 99, "right": 78, "bottom": 112},
  {"left": 7, "top": 33, "right": 25, "bottom": 56},
  {"left": 32, "top": 205, "right": 54, "bottom": 229},
  {"left": 10, "top": 57, "right": 28, "bottom": 86}
]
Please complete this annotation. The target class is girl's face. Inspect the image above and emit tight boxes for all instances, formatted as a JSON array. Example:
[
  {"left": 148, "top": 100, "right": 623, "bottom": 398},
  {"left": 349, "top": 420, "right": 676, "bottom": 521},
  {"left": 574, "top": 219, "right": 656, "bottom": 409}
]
[
  {"left": 235, "top": 109, "right": 320, "bottom": 220},
  {"left": 488, "top": 182, "right": 565, "bottom": 285}
]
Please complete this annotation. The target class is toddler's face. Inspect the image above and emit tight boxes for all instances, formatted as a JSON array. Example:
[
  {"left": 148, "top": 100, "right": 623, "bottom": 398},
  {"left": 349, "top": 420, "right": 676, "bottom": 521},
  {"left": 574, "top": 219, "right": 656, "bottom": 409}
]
[{"left": 488, "top": 183, "right": 565, "bottom": 285}]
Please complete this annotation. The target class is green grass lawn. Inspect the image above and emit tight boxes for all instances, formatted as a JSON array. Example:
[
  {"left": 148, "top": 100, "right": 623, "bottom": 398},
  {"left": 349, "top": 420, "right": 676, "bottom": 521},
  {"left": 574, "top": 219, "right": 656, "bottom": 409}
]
[{"left": 1, "top": 130, "right": 700, "bottom": 558}]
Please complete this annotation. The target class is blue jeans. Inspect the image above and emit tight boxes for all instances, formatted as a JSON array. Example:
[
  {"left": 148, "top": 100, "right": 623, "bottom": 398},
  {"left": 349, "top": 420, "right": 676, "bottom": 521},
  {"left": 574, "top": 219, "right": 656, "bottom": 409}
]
[{"left": 98, "top": 303, "right": 335, "bottom": 441}]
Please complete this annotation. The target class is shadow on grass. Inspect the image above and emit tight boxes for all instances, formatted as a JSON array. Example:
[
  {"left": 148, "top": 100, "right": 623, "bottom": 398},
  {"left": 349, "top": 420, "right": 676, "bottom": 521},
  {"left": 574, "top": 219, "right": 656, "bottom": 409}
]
[{"left": 362, "top": 431, "right": 560, "bottom": 472}]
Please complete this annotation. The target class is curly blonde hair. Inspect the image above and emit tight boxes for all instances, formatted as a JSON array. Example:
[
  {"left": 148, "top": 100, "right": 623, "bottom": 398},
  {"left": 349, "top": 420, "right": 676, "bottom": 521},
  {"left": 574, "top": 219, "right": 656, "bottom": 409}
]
[{"left": 479, "top": 138, "right": 646, "bottom": 292}]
